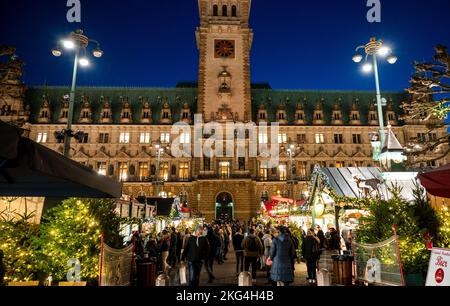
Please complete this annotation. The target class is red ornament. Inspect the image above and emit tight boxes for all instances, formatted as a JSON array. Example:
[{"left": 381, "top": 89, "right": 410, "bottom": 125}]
[{"left": 435, "top": 268, "right": 445, "bottom": 284}]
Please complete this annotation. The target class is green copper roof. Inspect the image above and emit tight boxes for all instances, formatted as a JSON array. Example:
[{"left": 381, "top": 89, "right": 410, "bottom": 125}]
[
  {"left": 25, "top": 86, "right": 408, "bottom": 125},
  {"left": 26, "top": 86, "right": 198, "bottom": 124},
  {"left": 251, "top": 89, "right": 409, "bottom": 124}
]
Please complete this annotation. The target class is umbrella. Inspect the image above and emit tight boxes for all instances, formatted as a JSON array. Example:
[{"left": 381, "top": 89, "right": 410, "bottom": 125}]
[
  {"left": 418, "top": 164, "right": 450, "bottom": 198},
  {"left": 0, "top": 120, "right": 122, "bottom": 198}
]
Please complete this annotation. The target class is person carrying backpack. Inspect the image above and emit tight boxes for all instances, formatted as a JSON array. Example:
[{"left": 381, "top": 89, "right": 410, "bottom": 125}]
[{"left": 242, "top": 228, "right": 264, "bottom": 284}]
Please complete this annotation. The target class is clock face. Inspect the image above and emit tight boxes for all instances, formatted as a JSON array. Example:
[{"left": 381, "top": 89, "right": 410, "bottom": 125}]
[{"left": 215, "top": 40, "right": 235, "bottom": 58}]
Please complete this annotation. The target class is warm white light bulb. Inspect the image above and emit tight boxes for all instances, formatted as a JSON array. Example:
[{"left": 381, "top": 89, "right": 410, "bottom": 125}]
[
  {"left": 378, "top": 46, "right": 390, "bottom": 57},
  {"left": 62, "top": 40, "right": 75, "bottom": 49},
  {"left": 79, "top": 57, "right": 90, "bottom": 67},
  {"left": 362, "top": 63, "right": 373, "bottom": 73},
  {"left": 352, "top": 54, "right": 363, "bottom": 63}
]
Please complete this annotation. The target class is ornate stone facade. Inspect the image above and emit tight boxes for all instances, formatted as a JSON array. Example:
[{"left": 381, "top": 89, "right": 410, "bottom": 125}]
[{"left": 1, "top": 3, "right": 448, "bottom": 221}]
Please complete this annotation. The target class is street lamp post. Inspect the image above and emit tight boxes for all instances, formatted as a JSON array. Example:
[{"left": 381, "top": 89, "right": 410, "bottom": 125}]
[
  {"left": 154, "top": 144, "right": 164, "bottom": 197},
  {"left": 352, "top": 37, "right": 398, "bottom": 162},
  {"left": 52, "top": 29, "right": 103, "bottom": 158},
  {"left": 287, "top": 144, "right": 297, "bottom": 222}
]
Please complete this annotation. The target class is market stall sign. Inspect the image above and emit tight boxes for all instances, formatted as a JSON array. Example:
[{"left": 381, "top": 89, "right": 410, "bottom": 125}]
[{"left": 426, "top": 248, "right": 450, "bottom": 286}]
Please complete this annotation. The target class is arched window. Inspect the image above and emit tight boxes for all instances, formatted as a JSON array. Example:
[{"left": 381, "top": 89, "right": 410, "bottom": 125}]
[
  {"left": 232, "top": 5, "right": 237, "bottom": 17},
  {"left": 222, "top": 5, "right": 228, "bottom": 16},
  {"left": 213, "top": 4, "right": 218, "bottom": 16}
]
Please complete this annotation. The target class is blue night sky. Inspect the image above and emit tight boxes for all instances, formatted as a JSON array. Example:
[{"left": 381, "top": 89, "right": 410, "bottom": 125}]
[{"left": 1, "top": 0, "right": 450, "bottom": 92}]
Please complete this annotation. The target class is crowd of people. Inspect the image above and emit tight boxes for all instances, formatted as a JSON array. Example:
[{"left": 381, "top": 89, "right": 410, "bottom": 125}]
[{"left": 129, "top": 220, "right": 353, "bottom": 287}]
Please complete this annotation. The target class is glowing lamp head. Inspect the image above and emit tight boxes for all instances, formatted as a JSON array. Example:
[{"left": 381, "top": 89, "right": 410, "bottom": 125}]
[
  {"left": 352, "top": 53, "right": 363, "bottom": 63},
  {"left": 377, "top": 46, "right": 391, "bottom": 57},
  {"left": 387, "top": 55, "right": 398, "bottom": 64},
  {"left": 93, "top": 48, "right": 103, "bottom": 58},
  {"left": 51, "top": 47, "right": 62, "bottom": 57},
  {"left": 79, "top": 57, "right": 90, "bottom": 67},
  {"left": 62, "top": 40, "right": 75, "bottom": 50},
  {"left": 362, "top": 62, "right": 373, "bottom": 73}
]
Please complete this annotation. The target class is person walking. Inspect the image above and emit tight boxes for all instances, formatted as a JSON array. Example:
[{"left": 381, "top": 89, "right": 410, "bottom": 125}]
[
  {"left": 268, "top": 226, "right": 296, "bottom": 286},
  {"left": 205, "top": 226, "right": 218, "bottom": 283},
  {"left": 169, "top": 227, "right": 178, "bottom": 267},
  {"left": 232, "top": 227, "right": 245, "bottom": 276},
  {"left": 302, "top": 228, "right": 321, "bottom": 285},
  {"left": 315, "top": 225, "right": 326, "bottom": 250},
  {"left": 181, "top": 225, "right": 210, "bottom": 287},
  {"left": 159, "top": 230, "right": 171, "bottom": 273},
  {"left": 262, "top": 229, "right": 273, "bottom": 282},
  {"left": 242, "top": 228, "right": 264, "bottom": 284},
  {"left": 216, "top": 228, "right": 225, "bottom": 264},
  {"left": 223, "top": 226, "right": 230, "bottom": 260},
  {"left": 180, "top": 228, "right": 191, "bottom": 260},
  {"left": 326, "top": 224, "right": 341, "bottom": 251}
]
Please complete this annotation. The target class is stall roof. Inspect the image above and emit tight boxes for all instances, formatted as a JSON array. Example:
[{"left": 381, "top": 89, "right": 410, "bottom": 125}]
[
  {"left": 320, "top": 167, "right": 418, "bottom": 202},
  {"left": 418, "top": 164, "right": 450, "bottom": 198},
  {"left": 0, "top": 120, "right": 122, "bottom": 198}
]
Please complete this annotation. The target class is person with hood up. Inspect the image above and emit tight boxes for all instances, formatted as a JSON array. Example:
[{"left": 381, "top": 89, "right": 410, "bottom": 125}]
[{"left": 268, "top": 226, "right": 296, "bottom": 286}]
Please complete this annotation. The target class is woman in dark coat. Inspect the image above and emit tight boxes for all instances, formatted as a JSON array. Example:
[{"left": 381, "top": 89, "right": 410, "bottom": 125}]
[
  {"left": 302, "top": 229, "right": 321, "bottom": 285},
  {"left": 269, "top": 227, "right": 296, "bottom": 286}
]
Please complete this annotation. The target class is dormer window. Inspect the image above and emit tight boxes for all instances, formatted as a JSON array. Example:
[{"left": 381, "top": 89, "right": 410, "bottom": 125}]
[
  {"left": 297, "top": 113, "right": 303, "bottom": 120},
  {"left": 143, "top": 111, "right": 150, "bottom": 119},
  {"left": 279, "top": 112, "right": 285, "bottom": 120},
  {"left": 123, "top": 112, "right": 130, "bottom": 119},
  {"left": 334, "top": 113, "right": 340, "bottom": 121},
  {"left": 259, "top": 112, "right": 266, "bottom": 120},
  {"left": 163, "top": 112, "right": 169, "bottom": 119},
  {"left": 182, "top": 112, "right": 189, "bottom": 119},
  {"left": 82, "top": 111, "right": 89, "bottom": 118},
  {"left": 370, "top": 113, "right": 377, "bottom": 121},
  {"left": 315, "top": 113, "right": 322, "bottom": 121},
  {"left": 41, "top": 110, "right": 48, "bottom": 118},
  {"left": 352, "top": 113, "right": 359, "bottom": 121},
  {"left": 388, "top": 113, "right": 395, "bottom": 121},
  {"left": 103, "top": 111, "right": 110, "bottom": 119}
]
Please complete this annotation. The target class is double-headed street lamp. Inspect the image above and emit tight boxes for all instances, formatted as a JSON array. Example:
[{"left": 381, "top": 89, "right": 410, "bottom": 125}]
[
  {"left": 52, "top": 29, "right": 103, "bottom": 157},
  {"left": 352, "top": 37, "right": 398, "bottom": 163}
]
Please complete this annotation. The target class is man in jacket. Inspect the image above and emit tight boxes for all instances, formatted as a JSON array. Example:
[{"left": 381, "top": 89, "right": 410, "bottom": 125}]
[
  {"left": 232, "top": 227, "right": 245, "bottom": 276},
  {"left": 242, "top": 228, "right": 264, "bottom": 283},
  {"left": 181, "top": 225, "right": 210, "bottom": 287}
]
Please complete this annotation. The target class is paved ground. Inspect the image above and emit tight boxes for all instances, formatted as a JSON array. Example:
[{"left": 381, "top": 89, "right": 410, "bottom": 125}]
[{"left": 169, "top": 249, "right": 309, "bottom": 287}]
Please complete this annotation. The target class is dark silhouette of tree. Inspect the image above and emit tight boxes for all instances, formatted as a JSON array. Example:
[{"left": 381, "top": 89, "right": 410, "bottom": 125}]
[{"left": 401, "top": 45, "right": 450, "bottom": 164}]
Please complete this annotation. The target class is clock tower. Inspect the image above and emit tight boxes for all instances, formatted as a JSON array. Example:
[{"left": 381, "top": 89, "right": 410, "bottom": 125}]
[{"left": 196, "top": 0, "right": 253, "bottom": 122}]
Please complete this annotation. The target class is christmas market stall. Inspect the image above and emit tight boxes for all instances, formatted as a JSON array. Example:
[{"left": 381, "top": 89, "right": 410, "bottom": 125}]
[{"left": 306, "top": 166, "right": 418, "bottom": 232}]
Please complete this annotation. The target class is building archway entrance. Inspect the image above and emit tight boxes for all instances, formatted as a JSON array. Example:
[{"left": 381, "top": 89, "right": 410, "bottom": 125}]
[{"left": 215, "top": 192, "right": 234, "bottom": 222}]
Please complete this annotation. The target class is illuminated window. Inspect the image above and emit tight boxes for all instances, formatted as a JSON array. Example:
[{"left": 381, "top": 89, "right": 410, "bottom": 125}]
[
  {"left": 159, "top": 191, "right": 168, "bottom": 198},
  {"left": 336, "top": 161, "right": 345, "bottom": 168},
  {"left": 160, "top": 162, "right": 169, "bottom": 181},
  {"left": 179, "top": 162, "right": 189, "bottom": 181},
  {"left": 140, "top": 132, "right": 151, "bottom": 144},
  {"left": 138, "top": 162, "right": 149, "bottom": 180},
  {"left": 97, "top": 162, "right": 107, "bottom": 176},
  {"left": 278, "top": 133, "right": 287, "bottom": 144},
  {"left": 160, "top": 132, "right": 170, "bottom": 144},
  {"left": 315, "top": 133, "right": 325, "bottom": 144},
  {"left": 37, "top": 132, "right": 48, "bottom": 143},
  {"left": 279, "top": 164, "right": 287, "bottom": 181},
  {"left": 259, "top": 164, "right": 268, "bottom": 181},
  {"left": 118, "top": 163, "right": 128, "bottom": 181},
  {"left": 259, "top": 132, "right": 268, "bottom": 144},
  {"left": 119, "top": 132, "right": 130, "bottom": 144},
  {"left": 180, "top": 132, "right": 190, "bottom": 144},
  {"left": 298, "top": 162, "right": 307, "bottom": 178},
  {"left": 219, "top": 162, "right": 231, "bottom": 179}
]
